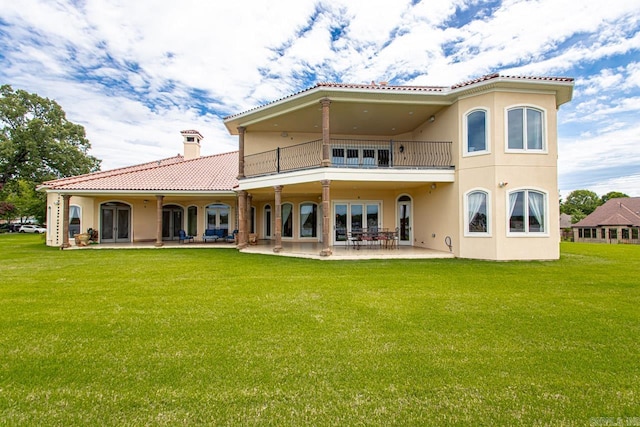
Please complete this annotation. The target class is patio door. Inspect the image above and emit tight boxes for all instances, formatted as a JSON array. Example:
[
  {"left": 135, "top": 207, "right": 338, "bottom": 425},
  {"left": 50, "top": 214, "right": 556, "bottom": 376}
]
[
  {"left": 101, "top": 202, "right": 131, "bottom": 243},
  {"left": 397, "top": 195, "right": 412, "bottom": 246},
  {"left": 162, "top": 205, "right": 183, "bottom": 241},
  {"left": 333, "top": 202, "right": 380, "bottom": 245},
  {"left": 206, "top": 203, "right": 230, "bottom": 234}
]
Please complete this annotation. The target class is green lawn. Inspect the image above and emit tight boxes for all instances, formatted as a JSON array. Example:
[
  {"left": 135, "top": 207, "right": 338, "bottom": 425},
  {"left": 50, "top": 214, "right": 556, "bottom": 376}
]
[{"left": 0, "top": 234, "right": 639, "bottom": 425}]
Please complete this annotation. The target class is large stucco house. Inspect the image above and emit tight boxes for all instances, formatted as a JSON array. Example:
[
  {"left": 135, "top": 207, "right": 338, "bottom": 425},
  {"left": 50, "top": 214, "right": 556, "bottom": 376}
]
[{"left": 40, "top": 73, "right": 574, "bottom": 260}]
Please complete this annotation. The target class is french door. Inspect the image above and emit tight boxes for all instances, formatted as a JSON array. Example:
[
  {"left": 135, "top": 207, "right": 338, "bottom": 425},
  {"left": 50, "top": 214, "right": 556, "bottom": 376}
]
[
  {"left": 162, "top": 205, "right": 183, "bottom": 241},
  {"left": 100, "top": 203, "right": 131, "bottom": 243},
  {"left": 333, "top": 202, "right": 380, "bottom": 245}
]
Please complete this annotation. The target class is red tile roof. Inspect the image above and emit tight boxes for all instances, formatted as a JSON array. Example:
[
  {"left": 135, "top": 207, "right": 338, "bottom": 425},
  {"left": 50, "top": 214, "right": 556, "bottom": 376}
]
[
  {"left": 224, "top": 74, "right": 575, "bottom": 120},
  {"left": 41, "top": 151, "right": 238, "bottom": 192},
  {"left": 572, "top": 198, "right": 640, "bottom": 227}
]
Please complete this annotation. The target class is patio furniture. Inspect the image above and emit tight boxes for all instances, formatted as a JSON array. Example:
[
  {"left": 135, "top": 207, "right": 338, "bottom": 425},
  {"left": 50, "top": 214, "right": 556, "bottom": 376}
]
[
  {"left": 361, "top": 228, "right": 380, "bottom": 248},
  {"left": 225, "top": 229, "right": 238, "bottom": 243},
  {"left": 347, "top": 232, "right": 361, "bottom": 250},
  {"left": 179, "top": 230, "right": 195, "bottom": 243},
  {"left": 203, "top": 228, "right": 223, "bottom": 242}
]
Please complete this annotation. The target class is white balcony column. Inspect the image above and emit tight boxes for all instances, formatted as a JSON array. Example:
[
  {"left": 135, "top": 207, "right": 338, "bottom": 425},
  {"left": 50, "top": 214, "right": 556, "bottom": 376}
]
[
  {"left": 238, "top": 190, "right": 248, "bottom": 248},
  {"left": 274, "top": 185, "right": 283, "bottom": 253},
  {"left": 321, "top": 98, "right": 331, "bottom": 167},
  {"left": 154, "top": 195, "right": 164, "bottom": 247},
  {"left": 320, "top": 180, "right": 332, "bottom": 257},
  {"left": 61, "top": 194, "right": 71, "bottom": 249},
  {"left": 238, "top": 126, "right": 246, "bottom": 179}
]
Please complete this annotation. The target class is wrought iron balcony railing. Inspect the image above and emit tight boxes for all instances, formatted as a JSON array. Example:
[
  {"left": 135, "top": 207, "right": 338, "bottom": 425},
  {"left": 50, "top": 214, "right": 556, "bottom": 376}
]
[{"left": 244, "top": 138, "right": 453, "bottom": 178}]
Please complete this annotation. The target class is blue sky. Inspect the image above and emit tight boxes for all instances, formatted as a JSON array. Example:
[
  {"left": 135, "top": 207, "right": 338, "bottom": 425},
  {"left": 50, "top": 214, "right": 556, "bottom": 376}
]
[{"left": 1, "top": 0, "right": 639, "bottom": 197}]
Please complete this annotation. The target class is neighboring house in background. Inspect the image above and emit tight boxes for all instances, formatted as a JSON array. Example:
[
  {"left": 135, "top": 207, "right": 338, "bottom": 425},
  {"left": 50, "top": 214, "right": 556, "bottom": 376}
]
[
  {"left": 572, "top": 197, "right": 640, "bottom": 244},
  {"left": 40, "top": 131, "right": 238, "bottom": 247},
  {"left": 40, "top": 73, "right": 575, "bottom": 260},
  {"left": 560, "top": 213, "right": 573, "bottom": 241}
]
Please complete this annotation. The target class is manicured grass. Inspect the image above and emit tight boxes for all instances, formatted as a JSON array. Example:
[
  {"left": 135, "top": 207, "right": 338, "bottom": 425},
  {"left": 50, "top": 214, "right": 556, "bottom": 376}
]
[{"left": 1, "top": 234, "right": 639, "bottom": 425}]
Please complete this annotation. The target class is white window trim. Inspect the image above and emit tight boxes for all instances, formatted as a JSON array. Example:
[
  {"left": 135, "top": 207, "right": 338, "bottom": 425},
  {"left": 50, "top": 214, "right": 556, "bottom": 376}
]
[
  {"left": 463, "top": 107, "right": 490, "bottom": 157},
  {"left": 463, "top": 188, "right": 491, "bottom": 237},
  {"left": 504, "top": 105, "right": 548, "bottom": 153},
  {"left": 506, "top": 188, "right": 549, "bottom": 237}
]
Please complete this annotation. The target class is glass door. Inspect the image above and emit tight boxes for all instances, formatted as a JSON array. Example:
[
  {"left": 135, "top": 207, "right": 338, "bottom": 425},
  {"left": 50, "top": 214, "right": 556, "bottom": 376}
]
[
  {"left": 333, "top": 202, "right": 380, "bottom": 245},
  {"left": 334, "top": 203, "right": 347, "bottom": 242},
  {"left": 100, "top": 203, "right": 131, "bottom": 243},
  {"left": 162, "top": 205, "right": 183, "bottom": 241},
  {"left": 398, "top": 196, "right": 412, "bottom": 246}
]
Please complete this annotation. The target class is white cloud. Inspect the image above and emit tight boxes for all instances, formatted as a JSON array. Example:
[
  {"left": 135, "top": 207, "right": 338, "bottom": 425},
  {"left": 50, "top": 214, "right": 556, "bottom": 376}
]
[{"left": 0, "top": 0, "right": 639, "bottom": 195}]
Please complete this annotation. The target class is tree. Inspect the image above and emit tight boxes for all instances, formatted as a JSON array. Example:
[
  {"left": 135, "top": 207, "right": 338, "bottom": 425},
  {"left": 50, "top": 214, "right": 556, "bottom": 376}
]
[
  {"left": 601, "top": 191, "right": 629, "bottom": 203},
  {"left": 0, "top": 84, "right": 101, "bottom": 191},
  {"left": 561, "top": 189, "right": 602, "bottom": 217},
  {"left": 5, "top": 179, "right": 46, "bottom": 224},
  {"left": 0, "top": 201, "right": 16, "bottom": 223}
]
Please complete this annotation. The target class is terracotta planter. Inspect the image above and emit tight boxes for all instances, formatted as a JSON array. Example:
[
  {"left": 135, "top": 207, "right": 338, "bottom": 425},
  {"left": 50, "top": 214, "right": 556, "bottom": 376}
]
[{"left": 75, "top": 233, "right": 91, "bottom": 246}]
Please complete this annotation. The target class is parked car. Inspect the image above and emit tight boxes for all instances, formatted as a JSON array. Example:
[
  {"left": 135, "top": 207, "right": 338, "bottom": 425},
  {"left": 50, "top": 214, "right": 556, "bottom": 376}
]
[{"left": 18, "top": 224, "right": 47, "bottom": 234}]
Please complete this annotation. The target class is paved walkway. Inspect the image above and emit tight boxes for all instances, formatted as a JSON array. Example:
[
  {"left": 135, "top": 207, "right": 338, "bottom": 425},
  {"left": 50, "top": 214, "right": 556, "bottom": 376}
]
[{"left": 65, "top": 240, "right": 454, "bottom": 260}]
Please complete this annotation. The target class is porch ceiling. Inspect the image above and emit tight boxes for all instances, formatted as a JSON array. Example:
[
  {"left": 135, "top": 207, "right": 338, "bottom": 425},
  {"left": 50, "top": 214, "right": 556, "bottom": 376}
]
[
  {"left": 244, "top": 179, "right": 445, "bottom": 201},
  {"left": 232, "top": 100, "right": 445, "bottom": 136}
]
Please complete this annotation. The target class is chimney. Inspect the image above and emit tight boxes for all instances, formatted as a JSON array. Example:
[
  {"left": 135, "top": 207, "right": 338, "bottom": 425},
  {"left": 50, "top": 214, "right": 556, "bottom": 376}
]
[{"left": 181, "top": 130, "right": 203, "bottom": 160}]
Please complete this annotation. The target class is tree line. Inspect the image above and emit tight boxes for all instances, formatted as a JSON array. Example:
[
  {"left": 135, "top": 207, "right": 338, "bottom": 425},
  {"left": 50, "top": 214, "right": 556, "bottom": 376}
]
[{"left": 0, "top": 85, "right": 100, "bottom": 224}]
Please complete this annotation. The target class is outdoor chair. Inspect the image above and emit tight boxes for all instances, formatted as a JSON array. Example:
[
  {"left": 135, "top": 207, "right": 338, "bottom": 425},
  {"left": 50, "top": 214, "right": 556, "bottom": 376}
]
[
  {"left": 179, "top": 229, "right": 195, "bottom": 243},
  {"left": 225, "top": 229, "right": 238, "bottom": 243},
  {"left": 347, "top": 232, "right": 361, "bottom": 250}
]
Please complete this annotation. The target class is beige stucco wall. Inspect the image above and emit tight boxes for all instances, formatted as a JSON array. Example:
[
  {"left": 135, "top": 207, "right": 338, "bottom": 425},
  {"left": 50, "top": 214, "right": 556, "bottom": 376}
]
[
  {"left": 453, "top": 91, "right": 560, "bottom": 260},
  {"left": 45, "top": 192, "right": 237, "bottom": 246}
]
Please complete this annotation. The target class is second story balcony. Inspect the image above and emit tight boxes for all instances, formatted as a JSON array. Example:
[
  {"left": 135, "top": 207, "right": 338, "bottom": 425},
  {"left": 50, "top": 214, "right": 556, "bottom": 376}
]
[{"left": 244, "top": 138, "right": 453, "bottom": 178}]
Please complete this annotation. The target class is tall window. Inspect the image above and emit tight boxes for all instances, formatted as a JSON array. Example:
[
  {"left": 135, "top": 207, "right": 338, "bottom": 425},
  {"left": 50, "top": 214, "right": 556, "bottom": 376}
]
[
  {"left": 250, "top": 207, "right": 256, "bottom": 234},
  {"left": 508, "top": 190, "right": 547, "bottom": 234},
  {"left": 299, "top": 203, "right": 317, "bottom": 238},
  {"left": 69, "top": 205, "right": 81, "bottom": 237},
  {"left": 282, "top": 203, "right": 293, "bottom": 238},
  {"left": 466, "top": 191, "right": 489, "bottom": 234},
  {"left": 507, "top": 107, "right": 544, "bottom": 151},
  {"left": 264, "top": 205, "right": 272, "bottom": 238},
  {"left": 187, "top": 206, "right": 197, "bottom": 236},
  {"left": 465, "top": 109, "right": 487, "bottom": 154}
]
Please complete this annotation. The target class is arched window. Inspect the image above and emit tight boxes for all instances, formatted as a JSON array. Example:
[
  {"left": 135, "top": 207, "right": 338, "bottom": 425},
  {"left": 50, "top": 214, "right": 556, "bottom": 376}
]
[
  {"left": 508, "top": 190, "right": 547, "bottom": 234},
  {"left": 465, "top": 190, "right": 489, "bottom": 235},
  {"left": 69, "top": 205, "right": 81, "bottom": 237},
  {"left": 507, "top": 107, "right": 544, "bottom": 151},
  {"left": 465, "top": 109, "right": 488, "bottom": 155},
  {"left": 282, "top": 203, "right": 293, "bottom": 238},
  {"left": 299, "top": 203, "right": 317, "bottom": 238}
]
